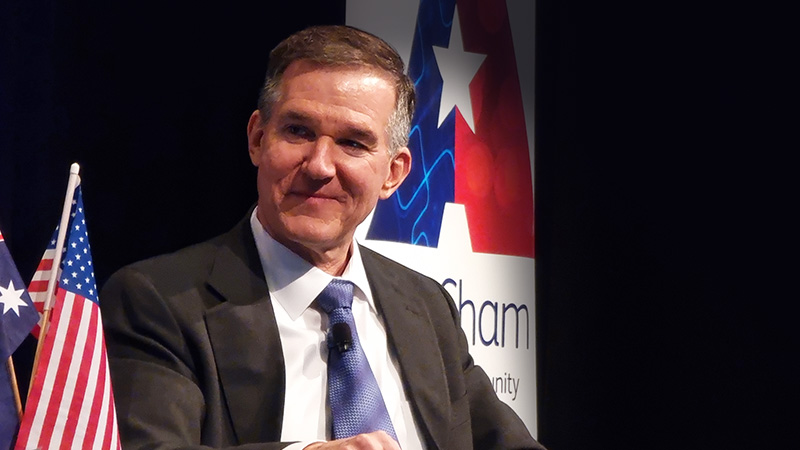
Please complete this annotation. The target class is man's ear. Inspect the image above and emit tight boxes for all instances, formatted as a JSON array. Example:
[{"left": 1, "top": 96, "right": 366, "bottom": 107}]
[
  {"left": 380, "top": 147, "right": 412, "bottom": 199},
  {"left": 247, "top": 110, "right": 265, "bottom": 166}
]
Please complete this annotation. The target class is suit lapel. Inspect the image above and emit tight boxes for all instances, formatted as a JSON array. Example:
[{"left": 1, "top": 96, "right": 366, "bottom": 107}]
[
  {"left": 362, "top": 247, "right": 450, "bottom": 450},
  {"left": 204, "top": 220, "right": 285, "bottom": 443}
]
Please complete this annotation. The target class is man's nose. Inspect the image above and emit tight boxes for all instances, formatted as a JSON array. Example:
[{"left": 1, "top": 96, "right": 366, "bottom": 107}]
[{"left": 303, "top": 136, "right": 336, "bottom": 180}]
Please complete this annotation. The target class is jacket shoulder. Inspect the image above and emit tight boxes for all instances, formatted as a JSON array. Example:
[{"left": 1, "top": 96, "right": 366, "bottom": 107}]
[{"left": 102, "top": 216, "right": 256, "bottom": 298}]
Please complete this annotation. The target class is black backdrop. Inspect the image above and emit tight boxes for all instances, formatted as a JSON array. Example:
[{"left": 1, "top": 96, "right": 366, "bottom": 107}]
[{"left": 1, "top": 1, "right": 789, "bottom": 449}]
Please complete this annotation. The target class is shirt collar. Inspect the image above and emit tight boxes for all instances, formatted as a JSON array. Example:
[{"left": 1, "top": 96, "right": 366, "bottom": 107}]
[{"left": 249, "top": 208, "right": 375, "bottom": 321}]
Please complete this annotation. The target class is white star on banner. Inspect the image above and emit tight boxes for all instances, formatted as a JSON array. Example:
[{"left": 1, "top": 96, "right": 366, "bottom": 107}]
[
  {"left": 0, "top": 279, "right": 30, "bottom": 316},
  {"left": 432, "top": 6, "right": 486, "bottom": 132}
]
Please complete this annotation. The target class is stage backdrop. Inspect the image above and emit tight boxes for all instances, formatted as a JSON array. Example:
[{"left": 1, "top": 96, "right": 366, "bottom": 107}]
[{"left": 347, "top": 0, "right": 538, "bottom": 434}]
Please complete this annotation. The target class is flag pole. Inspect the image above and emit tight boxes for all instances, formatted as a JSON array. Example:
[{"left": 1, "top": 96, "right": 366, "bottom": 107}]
[
  {"left": 27, "top": 162, "right": 81, "bottom": 395},
  {"left": 5, "top": 357, "right": 23, "bottom": 419}
]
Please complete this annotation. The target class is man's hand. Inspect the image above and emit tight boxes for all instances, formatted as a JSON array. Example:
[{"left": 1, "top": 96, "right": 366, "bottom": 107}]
[{"left": 303, "top": 431, "right": 401, "bottom": 450}]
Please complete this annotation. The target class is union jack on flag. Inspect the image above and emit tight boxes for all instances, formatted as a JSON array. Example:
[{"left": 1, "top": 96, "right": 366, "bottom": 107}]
[{"left": 15, "top": 185, "right": 120, "bottom": 450}]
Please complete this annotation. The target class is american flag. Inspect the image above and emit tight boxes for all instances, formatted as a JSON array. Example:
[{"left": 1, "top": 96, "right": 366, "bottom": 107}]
[
  {"left": 1, "top": 231, "right": 40, "bottom": 450},
  {"left": 15, "top": 185, "right": 121, "bottom": 450},
  {"left": 26, "top": 227, "right": 57, "bottom": 338}
]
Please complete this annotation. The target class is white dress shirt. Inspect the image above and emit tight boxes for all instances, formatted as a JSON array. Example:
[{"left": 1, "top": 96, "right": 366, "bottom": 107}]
[{"left": 250, "top": 209, "right": 425, "bottom": 450}]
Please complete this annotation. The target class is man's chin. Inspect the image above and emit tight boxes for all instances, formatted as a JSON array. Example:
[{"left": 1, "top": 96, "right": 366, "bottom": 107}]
[{"left": 276, "top": 219, "right": 348, "bottom": 249}]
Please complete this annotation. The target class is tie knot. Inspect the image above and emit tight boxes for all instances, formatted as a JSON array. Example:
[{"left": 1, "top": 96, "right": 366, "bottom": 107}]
[{"left": 316, "top": 279, "right": 355, "bottom": 313}]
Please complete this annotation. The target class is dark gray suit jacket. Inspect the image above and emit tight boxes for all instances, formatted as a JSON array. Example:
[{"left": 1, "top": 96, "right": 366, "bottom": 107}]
[{"left": 100, "top": 215, "right": 543, "bottom": 450}]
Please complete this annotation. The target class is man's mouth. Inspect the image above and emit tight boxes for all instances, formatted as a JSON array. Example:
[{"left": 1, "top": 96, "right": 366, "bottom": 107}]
[{"left": 289, "top": 191, "right": 340, "bottom": 203}]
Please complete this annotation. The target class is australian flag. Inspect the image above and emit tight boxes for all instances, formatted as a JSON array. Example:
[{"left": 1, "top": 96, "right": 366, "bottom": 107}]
[{"left": 0, "top": 231, "right": 39, "bottom": 450}]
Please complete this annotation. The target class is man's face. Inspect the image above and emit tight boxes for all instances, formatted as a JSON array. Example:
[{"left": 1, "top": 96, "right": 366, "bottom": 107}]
[{"left": 247, "top": 60, "right": 411, "bottom": 264}]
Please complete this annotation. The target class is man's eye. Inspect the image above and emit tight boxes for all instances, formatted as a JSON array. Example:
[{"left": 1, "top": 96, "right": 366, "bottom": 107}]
[
  {"left": 338, "top": 139, "right": 367, "bottom": 150},
  {"left": 286, "top": 125, "right": 312, "bottom": 138}
]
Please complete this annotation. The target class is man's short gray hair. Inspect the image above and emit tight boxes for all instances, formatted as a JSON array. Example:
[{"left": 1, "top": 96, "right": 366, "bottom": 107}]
[{"left": 257, "top": 25, "right": 416, "bottom": 155}]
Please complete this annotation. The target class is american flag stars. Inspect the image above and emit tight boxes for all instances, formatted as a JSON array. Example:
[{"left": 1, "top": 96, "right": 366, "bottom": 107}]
[{"left": 59, "top": 191, "right": 98, "bottom": 304}]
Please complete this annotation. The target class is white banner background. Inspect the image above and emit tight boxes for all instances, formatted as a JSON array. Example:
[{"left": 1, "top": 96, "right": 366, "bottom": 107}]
[{"left": 348, "top": 0, "right": 538, "bottom": 435}]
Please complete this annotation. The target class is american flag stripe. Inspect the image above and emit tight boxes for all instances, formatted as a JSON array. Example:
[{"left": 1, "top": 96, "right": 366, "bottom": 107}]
[
  {"left": 57, "top": 296, "right": 99, "bottom": 447},
  {"left": 81, "top": 310, "right": 119, "bottom": 450},
  {"left": 33, "top": 256, "right": 53, "bottom": 272},
  {"left": 19, "top": 291, "right": 77, "bottom": 448},
  {"left": 74, "top": 304, "right": 119, "bottom": 450},
  {"left": 71, "top": 309, "right": 102, "bottom": 445},
  {"left": 95, "top": 367, "right": 119, "bottom": 450},
  {"left": 15, "top": 289, "right": 66, "bottom": 447},
  {"left": 39, "top": 293, "right": 86, "bottom": 447},
  {"left": 28, "top": 248, "right": 55, "bottom": 301},
  {"left": 27, "top": 280, "right": 49, "bottom": 292},
  {"left": 27, "top": 247, "right": 56, "bottom": 337},
  {"left": 82, "top": 346, "right": 111, "bottom": 449}
]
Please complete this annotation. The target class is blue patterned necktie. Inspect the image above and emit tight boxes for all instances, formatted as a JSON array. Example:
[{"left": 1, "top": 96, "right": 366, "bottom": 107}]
[{"left": 316, "top": 279, "right": 398, "bottom": 441}]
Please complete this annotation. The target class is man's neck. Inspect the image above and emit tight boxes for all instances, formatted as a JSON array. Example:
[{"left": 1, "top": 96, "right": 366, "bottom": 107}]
[
  {"left": 270, "top": 233, "right": 352, "bottom": 277},
  {"left": 298, "top": 246, "right": 351, "bottom": 276},
  {"left": 253, "top": 208, "right": 354, "bottom": 276}
]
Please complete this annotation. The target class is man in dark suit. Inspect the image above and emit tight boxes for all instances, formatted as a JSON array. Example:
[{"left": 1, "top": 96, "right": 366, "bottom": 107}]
[{"left": 101, "top": 25, "right": 543, "bottom": 450}]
